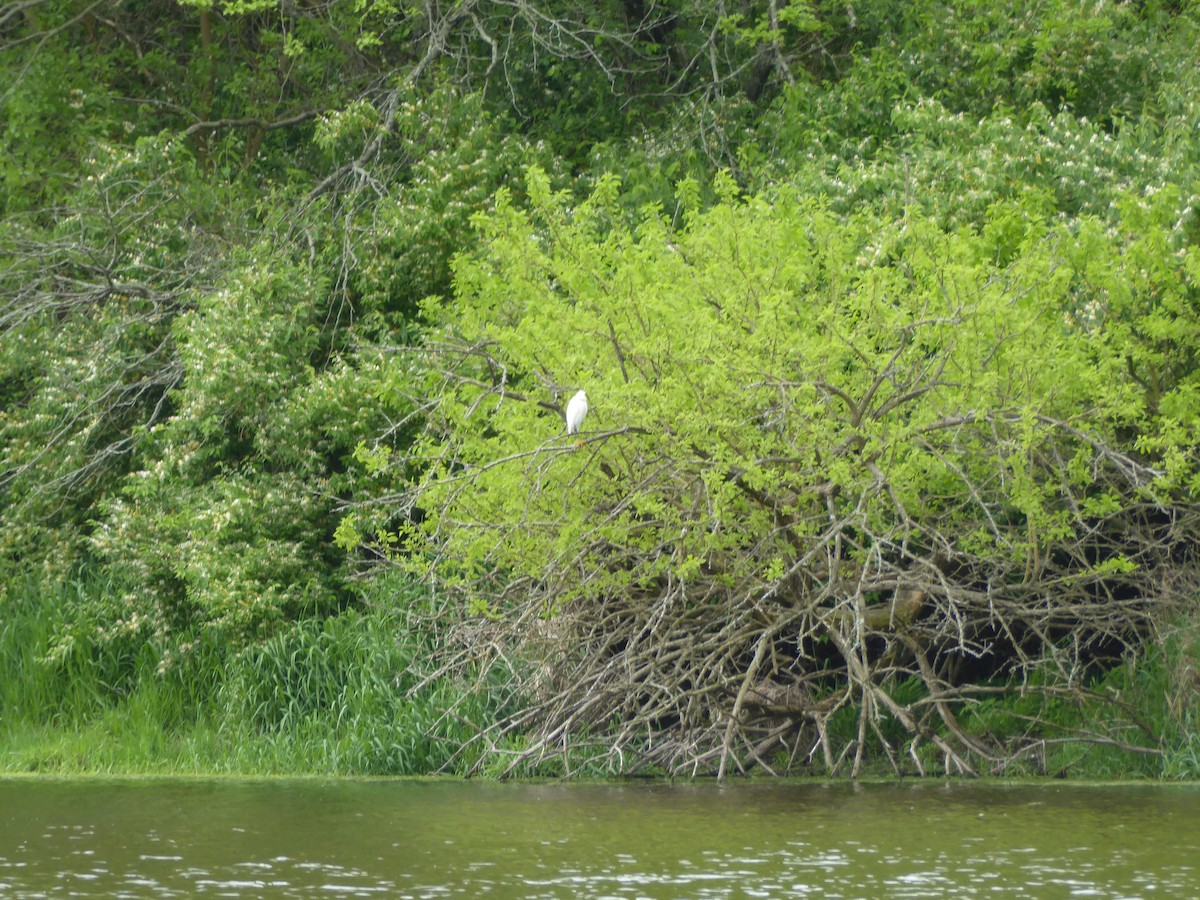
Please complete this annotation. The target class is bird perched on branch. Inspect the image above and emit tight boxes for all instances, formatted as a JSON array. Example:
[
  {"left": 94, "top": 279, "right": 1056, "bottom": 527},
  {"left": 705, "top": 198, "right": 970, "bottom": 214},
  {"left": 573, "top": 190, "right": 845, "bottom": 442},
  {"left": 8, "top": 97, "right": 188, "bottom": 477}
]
[{"left": 566, "top": 390, "right": 588, "bottom": 447}]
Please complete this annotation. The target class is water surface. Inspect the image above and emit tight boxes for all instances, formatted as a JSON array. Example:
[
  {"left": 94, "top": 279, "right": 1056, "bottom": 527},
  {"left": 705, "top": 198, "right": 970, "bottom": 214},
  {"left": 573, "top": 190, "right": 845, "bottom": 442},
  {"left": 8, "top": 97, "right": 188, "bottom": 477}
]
[{"left": 1, "top": 778, "right": 1197, "bottom": 897}]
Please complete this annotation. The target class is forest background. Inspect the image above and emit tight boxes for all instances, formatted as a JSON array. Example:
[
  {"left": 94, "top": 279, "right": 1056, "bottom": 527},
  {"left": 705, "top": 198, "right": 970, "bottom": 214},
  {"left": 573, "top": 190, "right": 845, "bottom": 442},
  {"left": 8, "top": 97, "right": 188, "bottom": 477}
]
[{"left": 3, "top": 0, "right": 1200, "bottom": 779}]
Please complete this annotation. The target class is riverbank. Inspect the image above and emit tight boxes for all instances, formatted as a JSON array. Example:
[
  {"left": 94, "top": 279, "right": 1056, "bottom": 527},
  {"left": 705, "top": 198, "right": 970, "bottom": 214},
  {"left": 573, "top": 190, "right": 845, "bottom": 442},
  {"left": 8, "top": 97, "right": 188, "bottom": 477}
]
[
  {"left": 4, "top": 572, "right": 1198, "bottom": 780},
  {"left": 0, "top": 572, "right": 501, "bottom": 778}
]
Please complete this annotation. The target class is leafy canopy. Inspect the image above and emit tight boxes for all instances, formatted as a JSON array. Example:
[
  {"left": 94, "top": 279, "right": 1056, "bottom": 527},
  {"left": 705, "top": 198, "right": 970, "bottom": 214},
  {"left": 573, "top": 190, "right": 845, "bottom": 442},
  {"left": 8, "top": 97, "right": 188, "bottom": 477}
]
[{"left": 394, "top": 167, "right": 1142, "bottom": 609}]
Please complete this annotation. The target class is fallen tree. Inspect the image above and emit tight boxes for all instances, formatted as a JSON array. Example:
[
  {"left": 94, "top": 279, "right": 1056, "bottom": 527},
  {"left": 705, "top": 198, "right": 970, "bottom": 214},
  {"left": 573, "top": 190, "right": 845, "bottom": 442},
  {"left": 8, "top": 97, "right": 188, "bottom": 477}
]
[{"left": 355, "top": 171, "right": 1200, "bottom": 777}]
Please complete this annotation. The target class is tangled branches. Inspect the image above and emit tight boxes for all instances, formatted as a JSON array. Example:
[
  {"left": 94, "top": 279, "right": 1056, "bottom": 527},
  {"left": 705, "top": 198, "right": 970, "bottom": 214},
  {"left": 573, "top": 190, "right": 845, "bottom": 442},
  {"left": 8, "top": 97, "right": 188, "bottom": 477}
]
[{"left": 412, "top": 383, "right": 1196, "bottom": 778}]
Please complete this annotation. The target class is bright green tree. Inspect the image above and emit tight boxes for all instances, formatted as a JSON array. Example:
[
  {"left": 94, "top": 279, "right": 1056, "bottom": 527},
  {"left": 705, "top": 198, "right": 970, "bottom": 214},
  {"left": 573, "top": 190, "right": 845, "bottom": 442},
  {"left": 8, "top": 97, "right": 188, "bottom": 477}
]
[{"left": 356, "top": 169, "right": 1199, "bottom": 776}]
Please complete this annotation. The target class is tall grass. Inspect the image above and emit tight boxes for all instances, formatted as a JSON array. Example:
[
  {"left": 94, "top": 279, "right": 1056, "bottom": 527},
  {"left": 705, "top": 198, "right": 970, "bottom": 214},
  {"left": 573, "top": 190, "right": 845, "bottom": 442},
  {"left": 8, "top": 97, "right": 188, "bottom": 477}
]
[
  {"left": 217, "top": 592, "right": 507, "bottom": 775},
  {"left": 0, "top": 568, "right": 508, "bottom": 775},
  {"left": 0, "top": 573, "right": 143, "bottom": 724}
]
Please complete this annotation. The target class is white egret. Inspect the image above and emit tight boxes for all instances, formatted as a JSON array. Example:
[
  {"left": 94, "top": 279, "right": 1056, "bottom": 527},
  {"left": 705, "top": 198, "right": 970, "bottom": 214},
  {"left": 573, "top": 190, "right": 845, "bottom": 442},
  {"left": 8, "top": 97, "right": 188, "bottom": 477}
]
[{"left": 565, "top": 390, "right": 588, "bottom": 440}]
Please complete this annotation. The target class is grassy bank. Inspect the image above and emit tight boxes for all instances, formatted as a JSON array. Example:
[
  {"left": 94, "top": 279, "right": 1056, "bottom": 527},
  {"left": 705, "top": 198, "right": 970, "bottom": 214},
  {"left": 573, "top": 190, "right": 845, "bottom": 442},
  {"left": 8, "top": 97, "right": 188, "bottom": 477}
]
[
  {"left": 0, "top": 571, "right": 505, "bottom": 776},
  {"left": 3, "top": 570, "right": 1199, "bottom": 779}
]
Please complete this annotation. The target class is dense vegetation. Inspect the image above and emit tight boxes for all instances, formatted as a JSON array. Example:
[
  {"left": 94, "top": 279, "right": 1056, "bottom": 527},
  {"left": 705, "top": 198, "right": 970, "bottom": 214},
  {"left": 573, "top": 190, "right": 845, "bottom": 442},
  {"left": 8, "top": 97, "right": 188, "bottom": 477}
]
[{"left": 3, "top": 0, "right": 1200, "bottom": 778}]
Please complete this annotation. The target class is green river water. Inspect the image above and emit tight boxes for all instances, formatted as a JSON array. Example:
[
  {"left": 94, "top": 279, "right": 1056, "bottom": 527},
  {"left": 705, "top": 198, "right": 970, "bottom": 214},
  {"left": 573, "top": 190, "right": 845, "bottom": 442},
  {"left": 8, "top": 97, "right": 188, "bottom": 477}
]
[{"left": 1, "top": 778, "right": 1197, "bottom": 898}]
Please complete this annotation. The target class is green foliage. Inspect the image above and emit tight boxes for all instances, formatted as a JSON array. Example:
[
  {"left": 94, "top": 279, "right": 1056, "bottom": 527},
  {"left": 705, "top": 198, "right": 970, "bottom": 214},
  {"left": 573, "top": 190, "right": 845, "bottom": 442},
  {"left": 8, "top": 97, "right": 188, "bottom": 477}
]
[
  {"left": 395, "top": 168, "right": 1147, "bottom": 598},
  {"left": 1076, "top": 189, "right": 1200, "bottom": 426},
  {"left": 350, "top": 89, "right": 563, "bottom": 330},
  {"left": 803, "top": 0, "right": 1168, "bottom": 134},
  {"left": 757, "top": 96, "right": 1188, "bottom": 234},
  {"left": 0, "top": 134, "right": 234, "bottom": 567},
  {"left": 751, "top": 3, "right": 1199, "bottom": 247},
  {"left": 0, "top": 18, "right": 127, "bottom": 214},
  {"left": 89, "top": 253, "right": 380, "bottom": 640}
]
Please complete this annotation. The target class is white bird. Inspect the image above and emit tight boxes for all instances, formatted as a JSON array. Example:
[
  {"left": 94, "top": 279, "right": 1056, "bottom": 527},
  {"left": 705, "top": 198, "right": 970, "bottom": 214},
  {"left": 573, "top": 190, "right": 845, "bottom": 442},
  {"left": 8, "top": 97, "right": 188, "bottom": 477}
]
[{"left": 565, "top": 390, "right": 588, "bottom": 436}]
